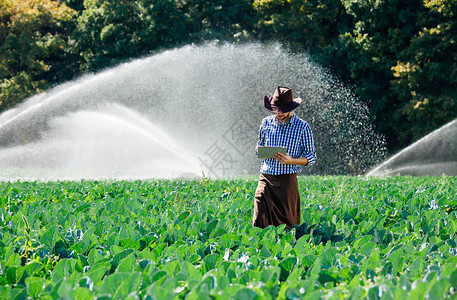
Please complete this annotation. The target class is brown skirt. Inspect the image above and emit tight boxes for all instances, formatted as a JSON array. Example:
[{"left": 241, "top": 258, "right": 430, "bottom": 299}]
[{"left": 252, "top": 173, "right": 300, "bottom": 229}]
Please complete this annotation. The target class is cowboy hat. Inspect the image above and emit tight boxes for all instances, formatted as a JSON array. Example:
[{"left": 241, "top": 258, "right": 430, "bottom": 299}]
[{"left": 264, "top": 86, "right": 302, "bottom": 113}]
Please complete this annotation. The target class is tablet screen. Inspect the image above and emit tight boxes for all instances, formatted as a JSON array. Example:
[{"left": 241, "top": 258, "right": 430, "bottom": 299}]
[{"left": 257, "top": 147, "right": 287, "bottom": 159}]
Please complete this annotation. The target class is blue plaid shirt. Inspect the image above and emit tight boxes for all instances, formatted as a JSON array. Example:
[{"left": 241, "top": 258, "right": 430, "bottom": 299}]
[{"left": 257, "top": 113, "right": 316, "bottom": 175}]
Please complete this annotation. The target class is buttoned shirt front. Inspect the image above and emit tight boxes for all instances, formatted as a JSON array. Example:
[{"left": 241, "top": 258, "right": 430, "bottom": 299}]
[{"left": 257, "top": 113, "right": 316, "bottom": 175}]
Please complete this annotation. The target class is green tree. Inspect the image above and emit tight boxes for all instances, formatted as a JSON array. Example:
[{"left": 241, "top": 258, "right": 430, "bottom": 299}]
[
  {"left": 252, "top": 0, "right": 350, "bottom": 52},
  {"left": 140, "top": 0, "right": 255, "bottom": 50},
  {"left": 0, "top": 0, "right": 75, "bottom": 112},
  {"left": 140, "top": 0, "right": 190, "bottom": 49},
  {"left": 184, "top": 0, "right": 255, "bottom": 42},
  {"left": 322, "top": 0, "right": 429, "bottom": 150},
  {"left": 391, "top": 0, "right": 457, "bottom": 143},
  {"left": 62, "top": 0, "right": 86, "bottom": 12},
  {"left": 74, "top": 0, "right": 149, "bottom": 72}
]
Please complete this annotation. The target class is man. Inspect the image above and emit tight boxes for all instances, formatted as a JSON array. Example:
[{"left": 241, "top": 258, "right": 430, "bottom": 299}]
[{"left": 253, "top": 86, "right": 316, "bottom": 229}]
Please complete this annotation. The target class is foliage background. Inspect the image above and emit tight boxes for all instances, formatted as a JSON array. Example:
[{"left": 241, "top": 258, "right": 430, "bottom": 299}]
[{"left": 1, "top": 0, "right": 456, "bottom": 152}]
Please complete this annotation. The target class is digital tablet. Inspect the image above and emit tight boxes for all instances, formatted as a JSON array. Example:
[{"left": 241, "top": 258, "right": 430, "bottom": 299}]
[{"left": 257, "top": 147, "right": 287, "bottom": 159}]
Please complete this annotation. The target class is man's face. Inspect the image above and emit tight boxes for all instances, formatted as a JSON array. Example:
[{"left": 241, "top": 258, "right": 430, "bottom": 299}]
[{"left": 276, "top": 112, "right": 292, "bottom": 122}]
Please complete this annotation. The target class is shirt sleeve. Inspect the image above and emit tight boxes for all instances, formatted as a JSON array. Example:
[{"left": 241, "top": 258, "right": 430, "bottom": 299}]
[
  {"left": 301, "top": 123, "right": 317, "bottom": 165},
  {"left": 256, "top": 119, "right": 265, "bottom": 155}
]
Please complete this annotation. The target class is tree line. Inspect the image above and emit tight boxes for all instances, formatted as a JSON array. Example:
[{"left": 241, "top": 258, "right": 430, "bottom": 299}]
[{"left": 1, "top": 0, "right": 456, "bottom": 151}]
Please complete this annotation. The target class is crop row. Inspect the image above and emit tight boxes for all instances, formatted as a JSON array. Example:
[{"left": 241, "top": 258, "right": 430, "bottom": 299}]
[{"left": 0, "top": 176, "right": 456, "bottom": 299}]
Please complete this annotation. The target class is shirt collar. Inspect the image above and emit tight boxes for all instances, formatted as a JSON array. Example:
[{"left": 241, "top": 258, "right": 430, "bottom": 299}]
[{"left": 289, "top": 113, "right": 298, "bottom": 125}]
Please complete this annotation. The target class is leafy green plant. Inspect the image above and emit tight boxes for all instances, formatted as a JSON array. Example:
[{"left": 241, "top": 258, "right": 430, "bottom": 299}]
[{"left": 0, "top": 176, "right": 456, "bottom": 298}]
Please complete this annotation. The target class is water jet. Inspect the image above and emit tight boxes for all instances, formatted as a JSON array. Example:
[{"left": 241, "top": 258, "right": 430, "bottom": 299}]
[
  {"left": 0, "top": 43, "right": 385, "bottom": 180},
  {"left": 367, "top": 119, "right": 457, "bottom": 176}
]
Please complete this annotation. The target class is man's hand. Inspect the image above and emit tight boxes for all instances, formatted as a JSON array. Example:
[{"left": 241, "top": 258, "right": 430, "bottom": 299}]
[
  {"left": 274, "top": 152, "right": 308, "bottom": 165},
  {"left": 274, "top": 152, "right": 295, "bottom": 164}
]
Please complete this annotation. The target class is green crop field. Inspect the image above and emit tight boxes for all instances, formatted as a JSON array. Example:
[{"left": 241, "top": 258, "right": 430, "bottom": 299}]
[{"left": 1, "top": 176, "right": 457, "bottom": 299}]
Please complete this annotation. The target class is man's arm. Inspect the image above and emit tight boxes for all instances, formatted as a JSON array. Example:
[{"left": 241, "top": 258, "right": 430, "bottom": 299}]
[
  {"left": 273, "top": 153, "right": 308, "bottom": 165},
  {"left": 255, "top": 119, "right": 265, "bottom": 155},
  {"left": 301, "top": 123, "right": 316, "bottom": 165}
]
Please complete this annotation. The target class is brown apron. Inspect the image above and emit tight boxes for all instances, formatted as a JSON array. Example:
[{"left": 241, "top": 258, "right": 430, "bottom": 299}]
[{"left": 252, "top": 173, "right": 300, "bottom": 229}]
